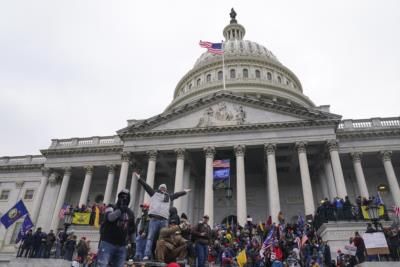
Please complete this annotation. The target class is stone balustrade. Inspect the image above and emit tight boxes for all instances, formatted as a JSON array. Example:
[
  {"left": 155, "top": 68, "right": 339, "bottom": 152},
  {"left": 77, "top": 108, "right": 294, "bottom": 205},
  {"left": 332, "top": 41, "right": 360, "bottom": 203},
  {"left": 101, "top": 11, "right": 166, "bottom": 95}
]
[
  {"left": 49, "top": 135, "right": 122, "bottom": 149},
  {"left": 338, "top": 117, "right": 400, "bottom": 130},
  {"left": 0, "top": 155, "right": 45, "bottom": 166}
]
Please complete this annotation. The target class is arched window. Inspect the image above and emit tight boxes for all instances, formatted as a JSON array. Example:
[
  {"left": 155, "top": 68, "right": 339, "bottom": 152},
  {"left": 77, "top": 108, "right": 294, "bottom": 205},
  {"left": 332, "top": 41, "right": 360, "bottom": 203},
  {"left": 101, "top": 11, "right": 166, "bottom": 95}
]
[
  {"left": 243, "top": 69, "right": 248, "bottom": 78},
  {"left": 197, "top": 78, "right": 201, "bottom": 86},
  {"left": 206, "top": 74, "right": 211, "bottom": 82},
  {"left": 277, "top": 76, "right": 282, "bottom": 83},
  {"left": 255, "top": 69, "right": 261, "bottom": 79},
  {"left": 267, "top": 72, "right": 272, "bottom": 80},
  {"left": 230, "top": 69, "right": 236, "bottom": 79},
  {"left": 188, "top": 83, "right": 192, "bottom": 90},
  {"left": 218, "top": 71, "right": 223, "bottom": 81}
]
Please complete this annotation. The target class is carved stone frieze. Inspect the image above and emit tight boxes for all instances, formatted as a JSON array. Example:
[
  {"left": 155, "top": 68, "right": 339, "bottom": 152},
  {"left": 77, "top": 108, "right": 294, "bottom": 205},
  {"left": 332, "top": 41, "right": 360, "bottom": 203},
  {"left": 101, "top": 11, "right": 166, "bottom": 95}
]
[{"left": 197, "top": 102, "right": 246, "bottom": 127}]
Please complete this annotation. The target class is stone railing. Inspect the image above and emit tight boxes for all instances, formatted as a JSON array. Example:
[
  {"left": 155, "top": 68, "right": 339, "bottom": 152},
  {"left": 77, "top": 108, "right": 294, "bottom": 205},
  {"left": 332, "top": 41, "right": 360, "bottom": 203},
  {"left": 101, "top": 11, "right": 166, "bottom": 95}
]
[
  {"left": 338, "top": 117, "right": 400, "bottom": 130},
  {"left": 0, "top": 155, "right": 45, "bottom": 166},
  {"left": 49, "top": 135, "right": 122, "bottom": 149}
]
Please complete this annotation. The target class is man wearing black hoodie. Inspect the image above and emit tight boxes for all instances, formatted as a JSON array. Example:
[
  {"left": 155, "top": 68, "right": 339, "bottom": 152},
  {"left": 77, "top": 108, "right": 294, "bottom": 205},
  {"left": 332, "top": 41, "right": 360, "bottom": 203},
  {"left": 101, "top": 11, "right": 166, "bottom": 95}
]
[{"left": 97, "top": 189, "right": 136, "bottom": 267}]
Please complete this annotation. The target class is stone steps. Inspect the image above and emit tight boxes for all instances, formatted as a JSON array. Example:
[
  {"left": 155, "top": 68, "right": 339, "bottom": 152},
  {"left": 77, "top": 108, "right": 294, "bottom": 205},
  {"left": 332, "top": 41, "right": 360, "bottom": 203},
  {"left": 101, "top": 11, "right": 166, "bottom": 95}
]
[{"left": 4, "top": 258, "right": 70, "bottom": 267}]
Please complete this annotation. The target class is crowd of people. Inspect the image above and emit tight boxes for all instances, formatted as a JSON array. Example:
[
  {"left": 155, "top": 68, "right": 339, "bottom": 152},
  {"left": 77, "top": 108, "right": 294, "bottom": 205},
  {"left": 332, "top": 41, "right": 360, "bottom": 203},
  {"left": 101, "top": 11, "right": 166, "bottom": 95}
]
[
  {"left": 16, "top": 226, "right": 95, "bottom": 266},
  {"left": 15, "top": 173, "right": 400, "bottom": 267}
]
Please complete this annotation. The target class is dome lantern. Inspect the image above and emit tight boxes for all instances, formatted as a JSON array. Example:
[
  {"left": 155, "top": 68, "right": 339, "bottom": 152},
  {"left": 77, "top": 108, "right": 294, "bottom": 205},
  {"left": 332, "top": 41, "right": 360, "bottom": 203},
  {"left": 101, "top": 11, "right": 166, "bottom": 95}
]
[{"left": 223, "top": 8, "right": 246, "bottom": 41}]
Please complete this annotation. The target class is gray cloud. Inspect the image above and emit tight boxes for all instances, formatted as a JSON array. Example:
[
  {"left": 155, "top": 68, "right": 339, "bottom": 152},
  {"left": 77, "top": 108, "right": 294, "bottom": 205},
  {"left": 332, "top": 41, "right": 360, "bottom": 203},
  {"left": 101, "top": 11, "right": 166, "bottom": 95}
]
[{"left": 0, "top": 0, "right": 399, "bottom": 156}]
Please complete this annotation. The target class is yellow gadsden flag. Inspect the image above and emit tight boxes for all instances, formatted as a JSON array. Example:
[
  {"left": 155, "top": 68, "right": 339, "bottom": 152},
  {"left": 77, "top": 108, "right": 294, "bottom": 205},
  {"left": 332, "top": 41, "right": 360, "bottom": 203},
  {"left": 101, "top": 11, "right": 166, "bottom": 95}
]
[
  {"left": 361, "top": 205, "right": 385, "bottom": 219},
  {"left": 237, "top": 249, "right": 247, "bottom": 267},
  {"left": 94, "top": 207, "right": 100, "bottom": 228},
  {"left": 72, "top": 212, "right": 90, "bottom": 225}
]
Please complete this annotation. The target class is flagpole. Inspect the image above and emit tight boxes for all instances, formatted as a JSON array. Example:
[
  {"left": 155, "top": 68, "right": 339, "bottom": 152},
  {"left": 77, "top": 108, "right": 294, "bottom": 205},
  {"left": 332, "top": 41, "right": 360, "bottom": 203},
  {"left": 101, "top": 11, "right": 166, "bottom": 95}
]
[{"left": 222, "top": 41, "right": 226, "bottom": 90}]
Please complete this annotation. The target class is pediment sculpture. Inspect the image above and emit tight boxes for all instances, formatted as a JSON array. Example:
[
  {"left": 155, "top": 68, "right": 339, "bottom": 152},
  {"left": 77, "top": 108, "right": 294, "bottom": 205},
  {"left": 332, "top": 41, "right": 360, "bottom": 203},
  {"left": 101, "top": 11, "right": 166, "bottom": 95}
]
[{"left": 197, "top": 102, "right": 246, "bottom": 127}]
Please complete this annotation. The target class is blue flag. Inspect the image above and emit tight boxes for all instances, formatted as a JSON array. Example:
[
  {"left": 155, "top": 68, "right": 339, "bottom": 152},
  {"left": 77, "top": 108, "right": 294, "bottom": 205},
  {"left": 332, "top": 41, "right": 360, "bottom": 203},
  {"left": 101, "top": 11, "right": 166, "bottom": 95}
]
[
  {"left": 0, "top": 200, "right": 28, "bottom": 229},
  {"left": 16, "top": 215, "right": 34, "bottom": 243}
]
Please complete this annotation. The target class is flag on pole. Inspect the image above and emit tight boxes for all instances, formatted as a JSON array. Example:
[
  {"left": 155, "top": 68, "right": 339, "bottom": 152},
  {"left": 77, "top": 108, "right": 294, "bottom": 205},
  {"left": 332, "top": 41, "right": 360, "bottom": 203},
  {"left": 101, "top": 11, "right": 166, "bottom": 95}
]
[
  {"left": 15, "top": 215, "right": 34, "bottom": 243},
  {"left": 59, "top": 203, "right": 70, "bottom": 219},
  {"left": 393, "top": 205, "right": 400, "bottom": 217},
  {"left": 199, "top": 41, "right": 224, "bottom": 55},
  {"left": 0, "top": 200, "right": 28, "bottom": 229},
  {"left": 260, "top": 225, "right": 275, "bottom": 257},
  {"left": 237, "top": 249, "right": 247, "bottom": 267}
]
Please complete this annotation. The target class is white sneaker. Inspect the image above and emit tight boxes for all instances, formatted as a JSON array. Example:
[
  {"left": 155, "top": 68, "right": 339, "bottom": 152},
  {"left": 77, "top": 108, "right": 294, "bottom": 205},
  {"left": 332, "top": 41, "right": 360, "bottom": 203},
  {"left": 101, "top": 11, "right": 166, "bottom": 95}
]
[{"left": 142, "top": 256, "right": 149, "bottom": 261}]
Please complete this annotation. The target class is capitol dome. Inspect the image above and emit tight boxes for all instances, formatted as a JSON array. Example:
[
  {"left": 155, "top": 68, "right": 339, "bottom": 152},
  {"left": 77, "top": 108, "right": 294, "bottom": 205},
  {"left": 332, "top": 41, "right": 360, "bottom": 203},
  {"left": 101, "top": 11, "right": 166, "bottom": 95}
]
[{"left": 166, "top": 10, "right": 315, "bottom": 111}]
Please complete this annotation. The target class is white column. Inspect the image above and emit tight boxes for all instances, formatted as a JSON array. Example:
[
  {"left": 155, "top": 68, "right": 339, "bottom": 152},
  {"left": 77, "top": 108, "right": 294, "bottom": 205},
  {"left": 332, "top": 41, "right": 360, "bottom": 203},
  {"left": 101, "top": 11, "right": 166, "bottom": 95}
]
[
  {"left": 31, "top": 168, "right": 50, "bottom": 224},
  {"left": 296, "top": 142, "right": 315, "bottom": 216},
  {"left": 351, "top": 152, "right": 369, "bottom": 199},
  {"left": 50, "top": 170, "right": 69, "bottom": 231},
  {"left": 324, "top": 158, "right": 338, "bottom": 199},
  {"left": 143, "top": 150, "right": 158, "bottom": 204},
  {"left": 129, "top": 169, "right": 139, "bottom": 210},
  {"left": 204, "top": 146, "right": 215, "bottom": 226},
  {"left": 327, "top": 140, "right": 348, "bottom": 198},
  {"left": 381, "top": 151, "right": 400, "bottom": 207},
  {"left": 235, "top": 145, "right": 247, "bottom": 226},
  {"left": 318, "top": 171, "right": 329, "bottom": 201},
  {"left": 182, "top": 165, "right": 191, "bottom": 217},
  {"left": 265, "top": 144, "right": 280, "bottom": 223},
  {"left": 173, "top": 148, "right": 185, "bottom": 213},
  {"left": 116, "top": 152, "right": 130, "bottom": 196},
  {"left": 103, "top": 165, "right": 115, "bottom": 205},
  {"left": 79, "top": 166, "right": 93, "bottom": 207}
]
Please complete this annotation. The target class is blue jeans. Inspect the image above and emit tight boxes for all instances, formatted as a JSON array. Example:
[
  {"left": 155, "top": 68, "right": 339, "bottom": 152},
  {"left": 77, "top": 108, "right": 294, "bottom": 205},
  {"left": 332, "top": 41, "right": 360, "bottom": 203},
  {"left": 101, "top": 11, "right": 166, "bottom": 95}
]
[
  {"left": 97, "top": 240, "right": 127, "bottom": 267},
  {"left": 134, "top": 235, "right": 147, "bottom": 260},
  {"left": 195, "top": 242, "right": 208, "bottom": 267},
  {"left": 144, "top": 218, "right": 168, "bottom": 258}
]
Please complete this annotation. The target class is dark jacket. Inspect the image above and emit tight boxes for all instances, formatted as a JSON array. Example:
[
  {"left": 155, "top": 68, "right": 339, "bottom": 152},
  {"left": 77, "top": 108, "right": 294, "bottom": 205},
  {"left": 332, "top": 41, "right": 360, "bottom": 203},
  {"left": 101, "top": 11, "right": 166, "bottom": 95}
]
[{"left": 100, "top": 205, "right": 135, "bottom": 246}]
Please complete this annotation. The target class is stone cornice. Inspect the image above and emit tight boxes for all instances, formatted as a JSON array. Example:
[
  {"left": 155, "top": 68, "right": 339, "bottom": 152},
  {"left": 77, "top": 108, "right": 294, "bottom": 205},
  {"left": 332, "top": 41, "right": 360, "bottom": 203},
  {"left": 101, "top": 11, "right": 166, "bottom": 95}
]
[
  {"left": 0, "top": 164, "right": 44, "bottom": 172},
  {"left": 337, "top": 128, "right": 400, "bottom": 139},
  {"left": 41, "top": 145, "right": 123, "bottom": 157},
  {"left": 118, "top": 92, "right": 341, "bottom": 137},
  {"left": 122, "top": 119, "right": 338, "bottom": 139}
]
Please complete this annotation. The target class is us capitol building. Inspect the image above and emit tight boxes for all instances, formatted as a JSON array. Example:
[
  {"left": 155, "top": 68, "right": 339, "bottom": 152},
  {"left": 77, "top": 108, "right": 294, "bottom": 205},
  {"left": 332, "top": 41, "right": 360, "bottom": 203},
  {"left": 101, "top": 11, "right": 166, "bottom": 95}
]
[{"left": 1, "top": 11, "right": 399, "bottom": 254}]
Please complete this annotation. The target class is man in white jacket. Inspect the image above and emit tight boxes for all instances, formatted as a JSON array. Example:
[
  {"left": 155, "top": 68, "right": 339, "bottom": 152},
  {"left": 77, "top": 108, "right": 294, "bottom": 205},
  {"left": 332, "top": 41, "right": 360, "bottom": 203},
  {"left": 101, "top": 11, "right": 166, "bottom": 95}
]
[{"left": 136, "top": 173, "right": 190, "bottom": 261}]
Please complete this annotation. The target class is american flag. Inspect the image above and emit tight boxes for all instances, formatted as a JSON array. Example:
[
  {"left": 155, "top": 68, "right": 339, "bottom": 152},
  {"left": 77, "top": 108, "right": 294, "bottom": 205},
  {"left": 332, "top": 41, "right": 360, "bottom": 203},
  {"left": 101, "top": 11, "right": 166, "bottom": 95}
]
[
  {"left": 199, "top": 41, "right": 224, "bottom": 55},
  {"left": 58, "top": 203, "right": 70, "bottom": 219},
  {"left": 393, "top": 205, "right": 400, "bottom": 217},
  {"left": 260, "top": 225, "right": 275, "bottom": 257}
]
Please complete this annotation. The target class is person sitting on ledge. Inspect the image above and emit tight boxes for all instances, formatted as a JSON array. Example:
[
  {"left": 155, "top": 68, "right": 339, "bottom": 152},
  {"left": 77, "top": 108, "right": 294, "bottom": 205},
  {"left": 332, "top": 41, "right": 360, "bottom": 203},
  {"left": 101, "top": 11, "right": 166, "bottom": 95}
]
[
  {"left": 136, "top": 172, "right": 190, "bottom": 261},
  {"left": 155, "top": 216, "right": 189, "bottom": 263}
]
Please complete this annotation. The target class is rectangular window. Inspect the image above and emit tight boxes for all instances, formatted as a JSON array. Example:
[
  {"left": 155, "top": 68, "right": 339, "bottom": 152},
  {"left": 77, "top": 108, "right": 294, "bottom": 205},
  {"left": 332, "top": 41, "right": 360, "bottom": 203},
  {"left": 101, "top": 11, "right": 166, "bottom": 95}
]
[
  {"left": 11, "top": 222, "right": 22, "bottom": 244},
  {"left": 24, "top": 189, "right": 35, "bottom": 200},
  {"left": 0, "top": 190, "right": 10, "bottom": 200}
]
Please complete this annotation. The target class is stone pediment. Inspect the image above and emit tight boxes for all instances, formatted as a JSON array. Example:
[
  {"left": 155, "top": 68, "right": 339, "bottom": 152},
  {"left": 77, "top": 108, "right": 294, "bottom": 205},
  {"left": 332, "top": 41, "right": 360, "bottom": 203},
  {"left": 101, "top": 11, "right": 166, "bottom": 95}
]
[{"left": 117, "top": 92, "right": 341, "bottom": 136}]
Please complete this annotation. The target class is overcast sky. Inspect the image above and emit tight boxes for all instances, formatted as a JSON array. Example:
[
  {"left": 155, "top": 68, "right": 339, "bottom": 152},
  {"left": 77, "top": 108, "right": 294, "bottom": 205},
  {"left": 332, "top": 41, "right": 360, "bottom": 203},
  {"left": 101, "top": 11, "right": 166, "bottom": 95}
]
[{"left": 1, "top": 0, "right": 399, "bottom": 156}]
